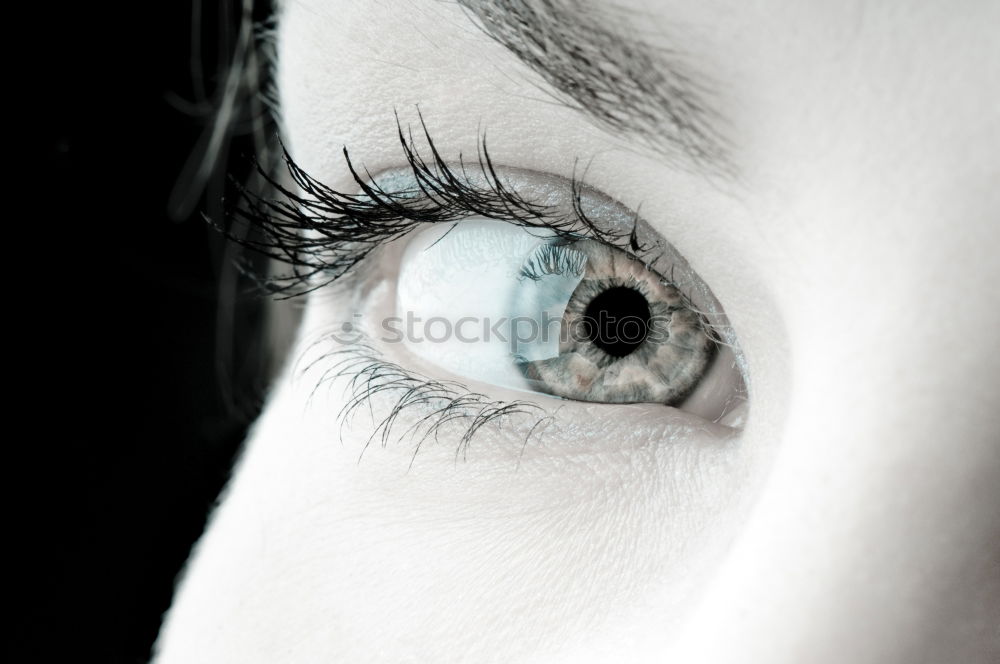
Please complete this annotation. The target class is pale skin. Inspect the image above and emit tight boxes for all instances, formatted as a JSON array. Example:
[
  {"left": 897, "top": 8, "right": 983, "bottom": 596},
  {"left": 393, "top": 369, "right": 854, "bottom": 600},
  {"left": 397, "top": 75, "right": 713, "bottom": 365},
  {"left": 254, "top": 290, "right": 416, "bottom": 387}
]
[{"left": 155, "top": 1, "right": 1000, "bottom": 662}]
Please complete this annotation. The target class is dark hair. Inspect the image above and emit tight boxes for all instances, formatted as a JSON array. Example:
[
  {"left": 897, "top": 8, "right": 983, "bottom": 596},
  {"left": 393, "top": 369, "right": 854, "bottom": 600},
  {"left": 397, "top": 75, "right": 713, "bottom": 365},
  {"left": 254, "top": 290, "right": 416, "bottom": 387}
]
[{"left": 172, "top": 0, "right": 294, "bottom": 422}]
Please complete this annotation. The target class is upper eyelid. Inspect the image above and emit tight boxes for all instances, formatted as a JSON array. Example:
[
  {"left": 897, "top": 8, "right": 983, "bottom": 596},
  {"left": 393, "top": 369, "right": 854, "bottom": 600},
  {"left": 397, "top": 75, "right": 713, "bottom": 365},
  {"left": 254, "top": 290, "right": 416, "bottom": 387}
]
[
  {"left": 223, "top": 112, "right": 682, "bottom": 299},
  {"left": 223, "top": 113, "right": 744, "bottom": 383}
]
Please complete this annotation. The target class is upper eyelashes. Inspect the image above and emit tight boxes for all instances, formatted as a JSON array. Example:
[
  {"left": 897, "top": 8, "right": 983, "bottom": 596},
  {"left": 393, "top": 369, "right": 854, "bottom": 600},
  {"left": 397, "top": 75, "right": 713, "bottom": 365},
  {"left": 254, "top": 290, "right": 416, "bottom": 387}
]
[
  {"left": 222, "top": 111, "right": 650, "bottom": 298},
  {"left": 519, "top": 242, "right": 588, "bottom": 282}
]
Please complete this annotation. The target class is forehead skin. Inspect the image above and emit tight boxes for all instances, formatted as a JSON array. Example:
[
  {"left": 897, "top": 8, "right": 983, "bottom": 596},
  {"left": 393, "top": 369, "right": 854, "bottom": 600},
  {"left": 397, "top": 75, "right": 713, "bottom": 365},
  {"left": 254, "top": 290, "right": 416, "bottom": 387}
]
[{"left": 156, "top": 1, "right": 1000, "bottom": 662}]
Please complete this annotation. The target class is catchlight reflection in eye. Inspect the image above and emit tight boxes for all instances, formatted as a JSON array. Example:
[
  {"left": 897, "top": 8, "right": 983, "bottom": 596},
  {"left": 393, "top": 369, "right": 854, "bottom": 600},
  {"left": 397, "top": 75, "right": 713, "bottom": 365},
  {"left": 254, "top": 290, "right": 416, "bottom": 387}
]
[{"left": 394, "top": 219, "right": 746, "bottom": 423}]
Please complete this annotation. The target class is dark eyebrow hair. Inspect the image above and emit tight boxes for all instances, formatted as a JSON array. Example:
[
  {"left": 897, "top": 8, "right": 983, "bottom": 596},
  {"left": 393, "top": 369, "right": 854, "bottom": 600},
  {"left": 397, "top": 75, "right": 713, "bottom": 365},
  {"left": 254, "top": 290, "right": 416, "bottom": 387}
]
[{"left": 455, "top": 0, "right": 730, "bottom": 173}]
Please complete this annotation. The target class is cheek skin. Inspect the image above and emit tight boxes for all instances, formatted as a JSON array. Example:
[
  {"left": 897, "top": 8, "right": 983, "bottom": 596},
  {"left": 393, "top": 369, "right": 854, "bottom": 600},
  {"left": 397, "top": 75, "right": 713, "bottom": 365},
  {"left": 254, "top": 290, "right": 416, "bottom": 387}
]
[
  {"left": 663, "top": 4, "right": 1000, "bottom": 664},
  {"left": 154, "top": 291, "right": 761, "bottom": 663}
]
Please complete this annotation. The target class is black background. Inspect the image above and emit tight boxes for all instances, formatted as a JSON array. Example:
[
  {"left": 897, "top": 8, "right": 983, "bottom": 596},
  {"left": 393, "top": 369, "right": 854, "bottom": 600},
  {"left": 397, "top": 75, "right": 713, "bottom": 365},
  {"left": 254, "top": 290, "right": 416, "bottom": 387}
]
[{"left": 20, "top": 2, "right": 271, "bottom": 661}]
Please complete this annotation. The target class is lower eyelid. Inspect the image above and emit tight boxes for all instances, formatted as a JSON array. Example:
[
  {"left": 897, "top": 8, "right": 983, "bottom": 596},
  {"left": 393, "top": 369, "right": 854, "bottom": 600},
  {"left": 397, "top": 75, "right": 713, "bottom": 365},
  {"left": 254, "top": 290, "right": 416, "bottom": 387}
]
[{"left": 291, "top": 303, "right": 740, "bottom": 467}]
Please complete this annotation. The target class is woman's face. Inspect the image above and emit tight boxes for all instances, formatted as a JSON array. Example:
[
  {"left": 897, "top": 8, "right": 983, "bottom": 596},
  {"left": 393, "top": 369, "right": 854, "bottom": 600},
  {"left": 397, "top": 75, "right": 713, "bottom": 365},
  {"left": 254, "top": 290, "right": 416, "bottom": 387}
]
[{"left": 156, "top": 1, "right": 1000, "bottom": 662}]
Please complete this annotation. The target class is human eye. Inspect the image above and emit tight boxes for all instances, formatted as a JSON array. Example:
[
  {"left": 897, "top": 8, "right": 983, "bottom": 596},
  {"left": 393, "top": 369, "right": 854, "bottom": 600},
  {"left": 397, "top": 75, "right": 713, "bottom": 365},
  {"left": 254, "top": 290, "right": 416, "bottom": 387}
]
[
  {"left": 230, "top": 114, "right": 748, "bottom": 459},
  {"left": 394, "top": 187, "right": 744, "bottom": 423}
]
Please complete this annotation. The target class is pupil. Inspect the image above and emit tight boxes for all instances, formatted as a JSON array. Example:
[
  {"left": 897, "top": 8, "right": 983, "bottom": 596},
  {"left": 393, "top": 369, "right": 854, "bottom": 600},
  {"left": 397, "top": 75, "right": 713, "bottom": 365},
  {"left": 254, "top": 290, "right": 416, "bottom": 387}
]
[{"left": 583, "top": 286, "right": 651, "bottom": 358}]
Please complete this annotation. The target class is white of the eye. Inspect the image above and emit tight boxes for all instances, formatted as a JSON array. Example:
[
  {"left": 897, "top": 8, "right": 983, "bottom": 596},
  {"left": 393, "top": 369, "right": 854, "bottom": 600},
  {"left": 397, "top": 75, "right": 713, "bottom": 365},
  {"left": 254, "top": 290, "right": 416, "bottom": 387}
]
[{"left": 395, "top": 219, "right": 582, "bottom": 391}]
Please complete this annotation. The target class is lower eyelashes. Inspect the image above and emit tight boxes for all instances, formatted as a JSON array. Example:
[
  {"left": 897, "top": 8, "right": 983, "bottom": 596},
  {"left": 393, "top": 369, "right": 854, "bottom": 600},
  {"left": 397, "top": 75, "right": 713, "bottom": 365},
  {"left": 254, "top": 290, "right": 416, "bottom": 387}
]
[
  {"left": 295, "top": 336, "right": 554, "bottom": 464},
  {"left": 291, "top": 222, "right": 744, "bottom": 463},
  {"left": 293, "top": 324, "right": 739, "bottom": 467}
]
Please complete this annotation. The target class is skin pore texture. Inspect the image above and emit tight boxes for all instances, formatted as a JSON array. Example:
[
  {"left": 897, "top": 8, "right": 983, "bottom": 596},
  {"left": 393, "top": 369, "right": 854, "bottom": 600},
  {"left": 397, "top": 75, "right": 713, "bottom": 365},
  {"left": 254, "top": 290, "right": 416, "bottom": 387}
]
[{"left": 156, "top": 1, "right": 1000, "bottom": 663}]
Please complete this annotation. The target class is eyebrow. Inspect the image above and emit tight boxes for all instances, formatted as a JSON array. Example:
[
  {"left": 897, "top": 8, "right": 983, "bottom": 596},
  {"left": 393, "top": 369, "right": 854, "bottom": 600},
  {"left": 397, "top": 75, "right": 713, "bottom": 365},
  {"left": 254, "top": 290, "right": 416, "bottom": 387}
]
[{"left": 455, "top": 0, "right": 730, "bottom": 173}]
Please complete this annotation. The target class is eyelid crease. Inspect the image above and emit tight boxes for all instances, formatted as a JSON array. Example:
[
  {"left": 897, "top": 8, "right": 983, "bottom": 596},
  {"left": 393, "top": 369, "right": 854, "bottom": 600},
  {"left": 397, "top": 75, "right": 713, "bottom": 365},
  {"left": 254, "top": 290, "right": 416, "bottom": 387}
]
[{"left": 219, "top": 110, "right": 661, "bottom": 299}]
